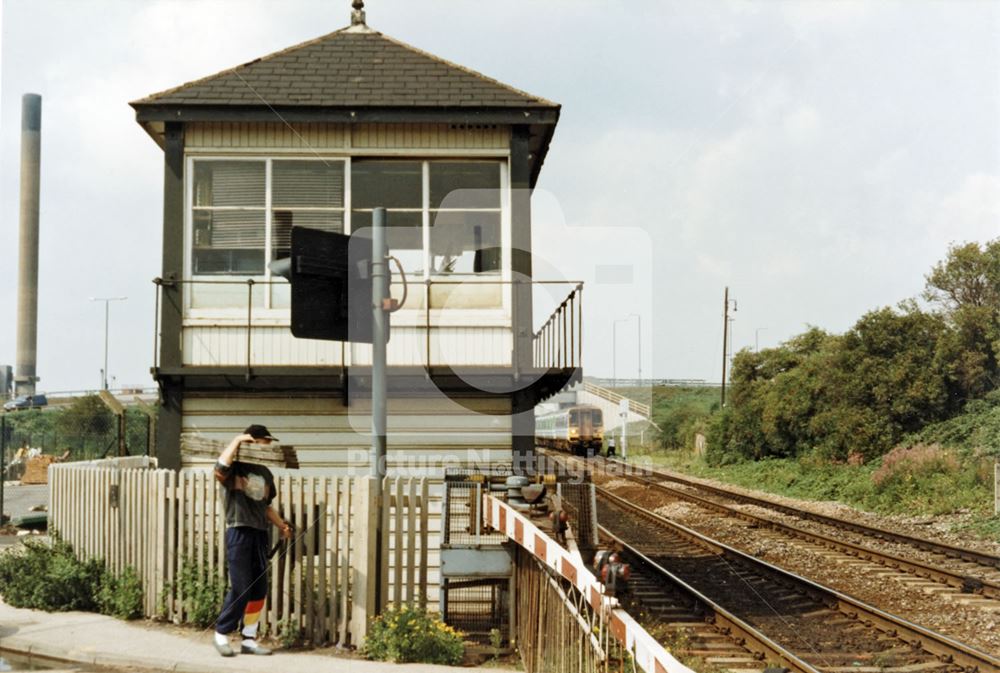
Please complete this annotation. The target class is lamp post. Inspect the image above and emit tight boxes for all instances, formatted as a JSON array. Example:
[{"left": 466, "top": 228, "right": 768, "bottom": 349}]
[
  {"left": 755, "top": 327, "right": 767, "bottom": 353},
  {"left": 612, "top": 314, "right": 642, "bottom": 387},
  {"left": 612, "top": 318, "right": 630, "bottom": 388},
  {"left": 626, "top": 313, "right": 641, "bottom": 383},
  {"left": 90, "top": 296, "right": 127, "bottom": 391}
]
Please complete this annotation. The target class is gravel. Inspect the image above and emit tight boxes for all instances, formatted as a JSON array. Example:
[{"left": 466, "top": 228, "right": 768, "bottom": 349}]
[{"left": 596, "top": 476, "right": 1000, "bottom": 656}]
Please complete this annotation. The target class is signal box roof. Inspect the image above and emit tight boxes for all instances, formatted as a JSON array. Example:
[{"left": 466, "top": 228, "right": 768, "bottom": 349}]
[{"left": 131, "top": 22, "right": 560, "bottom": 183}]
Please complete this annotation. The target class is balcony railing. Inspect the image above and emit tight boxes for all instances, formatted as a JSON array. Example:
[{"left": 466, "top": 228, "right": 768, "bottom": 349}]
[
  {"left": 152, "top": 278, "right": 583, "bottom": 374},
  {"left": 533, "top": 283, "right": 583, "bottom": 370}
]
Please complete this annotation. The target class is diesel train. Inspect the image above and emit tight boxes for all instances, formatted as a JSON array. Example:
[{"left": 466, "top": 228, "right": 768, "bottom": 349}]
[{"left": 535, "top": 405, "right": 604, "bottom": 456}]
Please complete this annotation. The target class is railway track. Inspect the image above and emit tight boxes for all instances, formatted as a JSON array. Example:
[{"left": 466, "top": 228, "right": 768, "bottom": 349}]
[
  {"left": 596, "top": 486, "right": 1000, "bottom": 673},
  {"left": 605, "top": 457, "right": 1000, "bottom": 575},
  {"left": 541, "top": 449, "right": 1000, "bottom": 612}
]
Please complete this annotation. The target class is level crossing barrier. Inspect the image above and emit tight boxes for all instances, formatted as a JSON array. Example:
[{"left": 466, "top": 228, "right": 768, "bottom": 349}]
[{"left": 483, "top": 494, "right": 694, "bottom": 673}]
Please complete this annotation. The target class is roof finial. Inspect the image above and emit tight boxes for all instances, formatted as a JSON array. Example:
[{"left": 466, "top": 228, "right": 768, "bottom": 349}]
[{"left": 351, "top": 0, "right": 366, "bottom": 26}]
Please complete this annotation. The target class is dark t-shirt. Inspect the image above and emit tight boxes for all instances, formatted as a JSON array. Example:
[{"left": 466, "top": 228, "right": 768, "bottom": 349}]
[{"left": 215, "top": 461, "right": 276, "bottom": 531}]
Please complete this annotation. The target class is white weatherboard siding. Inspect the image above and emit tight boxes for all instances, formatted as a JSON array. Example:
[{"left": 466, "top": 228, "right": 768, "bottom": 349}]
[
  {"left": 181, "top": 325, "right": 513, "bottom": 367},
  {"left": 181, "top": 394, "right": 513, "bottom": 605},
  {"left": 175, "top": 121, "right": 519, "bottom": 610},
  {"left": 185, "top": 122, "right": 510, "bottom": 152},
  {"left": 180, "top": 394, "right": 512, "bottom": 472}
]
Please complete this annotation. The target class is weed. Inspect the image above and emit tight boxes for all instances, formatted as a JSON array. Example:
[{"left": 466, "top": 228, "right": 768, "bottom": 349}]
[
  {"left": 96, "top": 566, "right": 144, "bottom": 620},
  {"left": 489, "top": 627, "right": 503, "bottom": 660},
  {"left": 363, "top": 605, "right": 464, "bottom": 665},
  {"left": 165, "top": 559, "right": 226, "bottom": 628},
  {"left": 275, "top": 618, "right": 304, "bottom": 649}
]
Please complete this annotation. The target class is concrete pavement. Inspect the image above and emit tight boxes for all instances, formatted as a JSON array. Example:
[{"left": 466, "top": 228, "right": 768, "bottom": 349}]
[{"left": 0, "top": 602, "right": 515, "bottom": 673}]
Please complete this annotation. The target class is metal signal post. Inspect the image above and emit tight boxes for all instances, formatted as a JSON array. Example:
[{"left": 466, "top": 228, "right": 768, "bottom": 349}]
[
  {"left": 370, "top": 207, "right": 389, "bottom": 612},
  {"left": 371, "top": 207, "right": 389, "bottom": 481}
]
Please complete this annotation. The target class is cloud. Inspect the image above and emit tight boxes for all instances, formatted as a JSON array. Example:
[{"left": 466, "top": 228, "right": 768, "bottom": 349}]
[
  {"left": 778, "top": 1, "right": 873, "bottom": 38},
  {"left": 924, "top": 173, "right": 1000, "bottom": 249},
  {"left": 696, "top": 254, "right": 732, "bottom": 278}
]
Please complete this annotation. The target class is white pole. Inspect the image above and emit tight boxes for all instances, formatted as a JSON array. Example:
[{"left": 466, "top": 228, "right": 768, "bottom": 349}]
[{"left": 90, "top": 296, "right": 127, "bottom": 391}]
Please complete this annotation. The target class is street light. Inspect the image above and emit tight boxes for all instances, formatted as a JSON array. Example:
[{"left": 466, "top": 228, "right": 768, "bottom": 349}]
[
  {"left": 90, "top": 296, "right": 127, "bottom": 391},
  {"left": 755, "top": 327, "right": 768, "bottom": 353},
  {"left": 612, "top": 314, "right": 642, "bottom": 387}
]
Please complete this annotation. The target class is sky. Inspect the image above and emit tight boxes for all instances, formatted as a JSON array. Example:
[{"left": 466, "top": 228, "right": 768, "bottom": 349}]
[{"left": 1, "top": 0, "right": 998, "bottom": 393}]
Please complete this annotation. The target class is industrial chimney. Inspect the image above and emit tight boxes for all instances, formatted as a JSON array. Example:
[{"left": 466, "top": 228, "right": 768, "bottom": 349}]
[{"left": 15, "top": 94, "right": 41, "bottom": 396}]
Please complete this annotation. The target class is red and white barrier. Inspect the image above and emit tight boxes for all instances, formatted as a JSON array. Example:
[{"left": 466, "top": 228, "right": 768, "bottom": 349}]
[{"left": 484, "top": 495, "right": 694, "bottom": 673}]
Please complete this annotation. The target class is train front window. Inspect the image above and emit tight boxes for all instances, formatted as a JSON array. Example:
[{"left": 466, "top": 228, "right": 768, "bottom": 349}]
[
  {"left": 592, "top": 409, "right": 603, "bottom": 425},
  {"left": 569, "top": 410, "right": 579, "bottom": 425}
]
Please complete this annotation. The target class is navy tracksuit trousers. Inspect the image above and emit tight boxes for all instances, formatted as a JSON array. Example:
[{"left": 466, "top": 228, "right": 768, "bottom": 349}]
[{"left": 216, "top": 527, "right": 269, "bottom": 635}]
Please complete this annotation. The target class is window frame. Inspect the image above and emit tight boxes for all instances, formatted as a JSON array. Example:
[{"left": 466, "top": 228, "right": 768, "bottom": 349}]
[{"left": 184, "top": 153, "right": 511, "bottom": 323}]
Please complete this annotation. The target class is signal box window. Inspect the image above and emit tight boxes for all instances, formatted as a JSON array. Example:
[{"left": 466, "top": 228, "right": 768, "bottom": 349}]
[
  {"left": 430, "top": 162, "right": 501, "bottom": 275},
  {"left": 192, "top": 161, "right": 265, "bottom": 275},
  {"left": 352, "top": 161, "right": 424, "bottom": 276},
  {"left": 271, "top": 160, "right": 345, "bottom": 261}
]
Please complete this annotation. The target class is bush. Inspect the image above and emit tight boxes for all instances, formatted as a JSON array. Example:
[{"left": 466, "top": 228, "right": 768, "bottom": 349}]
[
  {"left": 872, "top": 444, "right": 958, "bottom": 487},
  {"left": 865, "top": 444, "right": 990, "bottom": 514},
  {"left": 167, "top": 559, "right": 227, "bottom": 628},
  {"left": 0, "top": 536, "right": 103, "bottom": 612},
  {"left": 96, "top": 565, "right": 144, "bottom": 620},
  {"left": 0, "top": 534, "right": 146, "bottom": 620},
  {"left": 363, "top": 605, "right": 464, "bottom": 665}
]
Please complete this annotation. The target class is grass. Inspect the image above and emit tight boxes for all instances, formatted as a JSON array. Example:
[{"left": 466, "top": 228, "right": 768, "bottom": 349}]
[
  {"left": 633, "top": 449, "right": 999, "bottom": 542},
  {"left": 607, "top": 385, "right": 999, "bottom": 542}
]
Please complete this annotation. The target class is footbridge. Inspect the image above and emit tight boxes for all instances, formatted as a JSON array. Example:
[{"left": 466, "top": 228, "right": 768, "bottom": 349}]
[{"left": 573, "top": 381, "right": 655, "bottom": 432}]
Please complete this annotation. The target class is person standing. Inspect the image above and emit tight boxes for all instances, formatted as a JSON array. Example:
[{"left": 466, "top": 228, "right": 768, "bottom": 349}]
[{"left": 212, "top": 425, "right": 292, "bottom": 656}]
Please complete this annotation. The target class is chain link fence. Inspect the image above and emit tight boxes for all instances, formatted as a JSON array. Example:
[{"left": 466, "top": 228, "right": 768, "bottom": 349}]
[{"left": 2, "top": 396, "right": 152, "bottom": 475}]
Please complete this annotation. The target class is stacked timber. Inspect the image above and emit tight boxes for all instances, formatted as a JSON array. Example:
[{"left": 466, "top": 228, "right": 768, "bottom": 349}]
[
  {"left": 180, "top": 434, "right": 299, "bottom": 469},
  {"left": 21, "top": 455, "right": 58, "bottom": 485}
]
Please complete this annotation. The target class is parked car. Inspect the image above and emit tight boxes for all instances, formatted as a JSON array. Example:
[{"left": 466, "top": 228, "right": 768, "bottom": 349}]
[{"left": 3, "top": 394, "right": 48, "bottom": 411}]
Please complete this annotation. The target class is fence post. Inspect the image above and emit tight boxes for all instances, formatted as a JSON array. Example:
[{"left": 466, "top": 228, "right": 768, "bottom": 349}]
[
  {"left": 350, "top": 476, "right": 380, "bottom": 646},
  {"left": 995, "top": 460, "right": 999, "bottom": 516}
]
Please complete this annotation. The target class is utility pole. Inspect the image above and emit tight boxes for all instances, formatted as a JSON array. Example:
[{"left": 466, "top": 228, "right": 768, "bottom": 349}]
[
  {"left": 721, "top": 287, "right": 736, "bottom": 407},
  {"left": 721, "top": 287, "right": 728, "bottom": 407}
]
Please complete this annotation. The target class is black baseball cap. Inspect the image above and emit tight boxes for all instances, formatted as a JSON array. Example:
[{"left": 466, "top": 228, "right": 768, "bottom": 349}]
[{"left": 244, "top": 424, "right": 279, "bottom": 441}]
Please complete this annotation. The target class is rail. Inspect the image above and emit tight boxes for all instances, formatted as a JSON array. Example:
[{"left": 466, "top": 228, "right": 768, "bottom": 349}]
[
  {"left": 483, "top": 493, "right": 694, "bottom": 673},
  {"left": 599, "top": 460, "right": 1000, "bottom": 600},
  {"left": 153, "top": 277, "right": 584, "bottom": 373},
  {"left": 608, "top": 458, "right": 1000, "bottom": 570},
  {"left": 596, "top": 486, "right": 1000, "bottom": 673}
]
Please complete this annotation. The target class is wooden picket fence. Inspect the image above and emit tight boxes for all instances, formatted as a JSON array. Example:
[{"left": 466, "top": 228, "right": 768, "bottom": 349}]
[{"left": 49, "top": 459, "right": 430, "bottom": 647}]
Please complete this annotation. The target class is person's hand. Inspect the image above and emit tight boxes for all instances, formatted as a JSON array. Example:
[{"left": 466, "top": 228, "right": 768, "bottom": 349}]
[
  {"left": 236, "top": 433, "right": 255, "bottom": 444},
  {"left": 279, "top": 521, "right": 293, "bottom": 540}
]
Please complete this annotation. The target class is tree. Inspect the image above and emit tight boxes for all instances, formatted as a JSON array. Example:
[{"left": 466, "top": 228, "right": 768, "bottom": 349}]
[
  {"left": 708, "top": 241, "right": 998, "bottom": 464},
  {"left": 924, "top": 239, "right": 1000, "bottom": 399},
  {"left": 924, "top": 239, "right": 1000, "bottom": 313}
]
